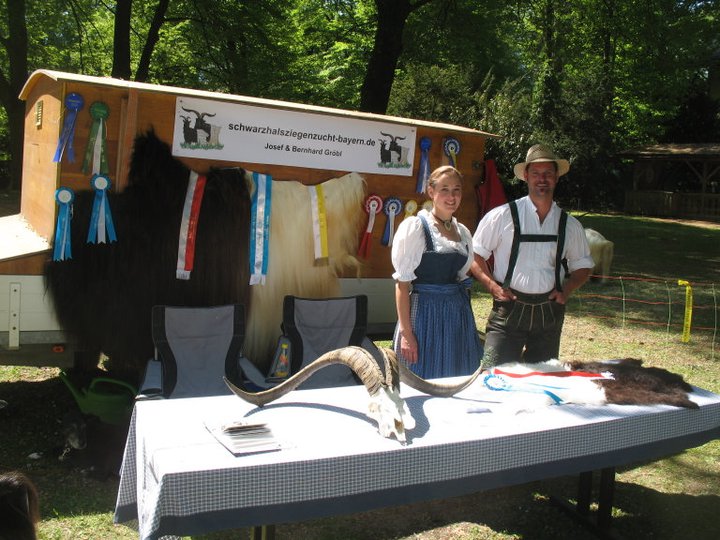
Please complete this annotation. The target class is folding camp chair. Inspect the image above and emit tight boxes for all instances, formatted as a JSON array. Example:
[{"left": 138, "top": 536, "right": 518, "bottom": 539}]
[
  {"left": 266, "top": 295, "right": 382, "bottom": 389},
  {"left": 138, "top": 304, "right": 246, "bottom": 399}
]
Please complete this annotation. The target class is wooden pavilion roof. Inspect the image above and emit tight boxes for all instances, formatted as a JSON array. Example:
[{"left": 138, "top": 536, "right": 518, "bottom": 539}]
[{"left": 619, "top": 143, "right": 720, "bottom": 161}]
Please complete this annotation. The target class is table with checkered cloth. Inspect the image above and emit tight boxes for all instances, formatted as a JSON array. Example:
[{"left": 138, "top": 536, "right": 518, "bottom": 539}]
[{"left": 113, "top": 377, "right": 720, "bottom": 540}]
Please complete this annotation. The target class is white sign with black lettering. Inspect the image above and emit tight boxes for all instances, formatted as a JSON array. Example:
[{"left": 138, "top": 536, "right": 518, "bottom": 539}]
[{"left": 172, "top": 97, "right": 416, "bottom": 176}]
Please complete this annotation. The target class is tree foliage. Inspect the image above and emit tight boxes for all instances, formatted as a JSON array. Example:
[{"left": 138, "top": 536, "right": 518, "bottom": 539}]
[{"left": 0, "top": 0, "right": 718, "bottom": 203}]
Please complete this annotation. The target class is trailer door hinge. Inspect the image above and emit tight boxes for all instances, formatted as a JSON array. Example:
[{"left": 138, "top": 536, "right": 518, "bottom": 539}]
[{"left": 9, "top": 282, "right": 20, "bottom": 349}]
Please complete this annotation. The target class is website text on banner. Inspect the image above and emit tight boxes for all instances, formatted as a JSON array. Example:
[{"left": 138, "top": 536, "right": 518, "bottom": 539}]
[{"left": 172, "top": 97, "right": 417, "bottom": 176}]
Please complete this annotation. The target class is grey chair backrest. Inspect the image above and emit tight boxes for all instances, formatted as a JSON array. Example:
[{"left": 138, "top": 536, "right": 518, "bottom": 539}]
[
  {"left": 152, "top": 304, "right": 244, "bottom": 398},
  {"left": 282, "top": 295, "right": 379, "bottom": 389}
]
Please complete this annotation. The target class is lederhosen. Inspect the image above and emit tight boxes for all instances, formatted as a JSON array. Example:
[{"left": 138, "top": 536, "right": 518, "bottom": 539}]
[
  {"left": 392, "top": 215, "right": 483, "bottom": 378},
  {"left": 483, "top": 201, "right": 569, "bottom": 365}
]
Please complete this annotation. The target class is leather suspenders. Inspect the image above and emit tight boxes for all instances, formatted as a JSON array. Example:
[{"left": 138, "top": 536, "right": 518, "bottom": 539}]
[{"left": 502, "top": 201, "right": 569, "bottom": 292}]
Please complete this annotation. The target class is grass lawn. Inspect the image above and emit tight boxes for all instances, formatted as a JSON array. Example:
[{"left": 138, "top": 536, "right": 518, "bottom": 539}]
[{"left": 1, "top": 212, "right": 719, "bottom": 539}]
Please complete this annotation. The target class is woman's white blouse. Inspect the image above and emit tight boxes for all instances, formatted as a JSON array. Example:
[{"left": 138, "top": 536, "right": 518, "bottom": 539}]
[{"left": 391, "top": 209, "right": 474, "bottom": 282}]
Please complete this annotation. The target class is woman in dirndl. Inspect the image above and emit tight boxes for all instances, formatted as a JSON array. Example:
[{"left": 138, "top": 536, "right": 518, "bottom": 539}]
[{"left": 391, "top": 165, "right": 483, "bottom": 378}]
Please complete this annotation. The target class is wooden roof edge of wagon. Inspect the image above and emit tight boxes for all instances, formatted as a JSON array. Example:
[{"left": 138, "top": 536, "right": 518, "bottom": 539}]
[{"left": 20, "top": 69, "right": 499, "bottom": 138}]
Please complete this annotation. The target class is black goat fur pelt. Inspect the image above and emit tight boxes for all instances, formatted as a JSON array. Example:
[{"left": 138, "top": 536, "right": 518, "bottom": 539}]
[
  {"left": 567, "top": 358, "right": 698, "bottom": 409},
  {"left": 44, "top": 130, "right": 251, "bottom": 380}
]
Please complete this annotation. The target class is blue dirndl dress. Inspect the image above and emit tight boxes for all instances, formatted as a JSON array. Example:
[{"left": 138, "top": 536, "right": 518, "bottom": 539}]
[{"left": 393, "top": 216, "right": 483, "bottom": 378}]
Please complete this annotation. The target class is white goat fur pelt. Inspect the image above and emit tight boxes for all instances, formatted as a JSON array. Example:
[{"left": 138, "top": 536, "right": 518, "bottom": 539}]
[
  {"left": 488, "top": 360, "right": 607, "bottom": 406},
  {"left": 243, "top": 172, "right": 365, "bottom": 365},
  {"left": 585, "top": 228, "right": 614, "bottom": 282},
  {"left": 488, "top": 358, "right": 698, "bottom": 410}
]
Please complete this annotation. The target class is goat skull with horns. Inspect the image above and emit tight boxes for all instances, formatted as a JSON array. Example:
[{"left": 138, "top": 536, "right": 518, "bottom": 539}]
[{"left": 224, "top": 346, "right": 484, "bottom": 444}]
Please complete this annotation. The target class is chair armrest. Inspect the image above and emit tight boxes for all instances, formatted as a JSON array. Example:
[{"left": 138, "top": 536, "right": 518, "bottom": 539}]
[
  {"left": 238, "top": 356, "right": 275, "bottom": 390},
  {"left": 136, "top": 358, "right": 164, "bottom": 400}
]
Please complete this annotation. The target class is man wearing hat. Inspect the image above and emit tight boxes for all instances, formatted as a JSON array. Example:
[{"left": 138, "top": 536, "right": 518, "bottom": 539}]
[{"left": 470, "top": 144, "right": 594, "bottom": 365}]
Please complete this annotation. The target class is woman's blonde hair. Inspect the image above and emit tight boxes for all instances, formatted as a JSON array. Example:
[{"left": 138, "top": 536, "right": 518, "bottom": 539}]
[{"left": 426, "top": 165, "right": 463, "bottom": 193}]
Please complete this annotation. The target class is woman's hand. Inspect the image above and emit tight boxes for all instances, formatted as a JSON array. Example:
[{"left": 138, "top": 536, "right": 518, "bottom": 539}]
[{"left": 400, "top": 331, "right": 419, "bottom": 364}]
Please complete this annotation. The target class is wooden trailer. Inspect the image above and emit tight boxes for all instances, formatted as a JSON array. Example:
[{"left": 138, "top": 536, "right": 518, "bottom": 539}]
[{"left": 0, "top": 69, "right": 495, "bottom": 368}]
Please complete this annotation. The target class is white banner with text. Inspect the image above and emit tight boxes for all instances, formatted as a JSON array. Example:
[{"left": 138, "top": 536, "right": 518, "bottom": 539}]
[{"left": 172, "top": 97, "right": 416, "bottom": 176}]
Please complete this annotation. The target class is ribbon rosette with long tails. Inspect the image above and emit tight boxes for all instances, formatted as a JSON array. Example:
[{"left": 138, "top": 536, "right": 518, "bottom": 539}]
[
  {"left": 308, "top": 183, "right": 329, "bottom": 265},
  {"left": 249, "top": 172, "right": 273, "bottom": 285},
  {"left": 443, "top": 136, "right": 461, "bottom": 167},
  {"left": 381, "top": 197, "right": 403, "bottom": 247},
  {"left": 82, "top": 101, "right": 110, "bottom": 175},
  {"left": 53, "top": 93, "right": 84, "bottom": 164},
  {"left": 403, "top": 199, "right": 418, "bottom": 221},
  {"left": 176, "top": 171, "right": 207, "bottom": 280},
  {"left": 87, "top": 174, "right": 117, "bottom": 245},
  {"left": 422, "top": 200, "right": 433, "bottom": 213},
  {"left": 415, "top": 137, "right": 432, "bottom": 193},
  {"left": 358, "top": 195, "right": 383, "bottom": 258},
  {"left": 53, "top": 187, "right": 75, "bottom": 261}
]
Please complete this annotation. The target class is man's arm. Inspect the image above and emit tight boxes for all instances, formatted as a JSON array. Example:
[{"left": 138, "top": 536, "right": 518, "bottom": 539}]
[
  {"left": 470, "top": 254, "right": 516, "bottom": 302},
  {"left": 549, "top": 267, "right": 591, "bottom": 305}
]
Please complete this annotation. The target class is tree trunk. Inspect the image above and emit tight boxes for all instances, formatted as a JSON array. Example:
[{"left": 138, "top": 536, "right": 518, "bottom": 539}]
[
  {"left": 0, "top": 0, "right": 29, "bottom": 191},
  {"left": 112, "top": 0, "right": 133, "bottom": 80},
  {"left": 135, "top": 0, "right": 170, "bottom": 82},
  {"left": 359, "top": 0, "right": 432, "bottom": 114}
]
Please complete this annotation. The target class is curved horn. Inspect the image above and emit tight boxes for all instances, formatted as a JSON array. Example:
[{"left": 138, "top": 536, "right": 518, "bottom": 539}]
[
  {"left": 199, "top": 112, "right": 217, "bottom": 119},
  {"left": 181, "top": 106, "right": 201, "bottom": 117},
  {"left": 378, "top": 347, "right": 484, "bottom": 397},
  {"left": 225, "top": 346, "right": 386, "bottom": 406}
]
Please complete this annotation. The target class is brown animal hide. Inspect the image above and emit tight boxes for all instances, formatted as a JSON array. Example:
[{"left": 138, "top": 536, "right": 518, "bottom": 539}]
[
  {"left": 44, "top": 130, "right": 365, "bottom": 379},
  {"left": 567, "top": 358, "right": 698, "bottom": 409},
  {"left": 45, "top": 131, "right": 252, "bottom": 377}
]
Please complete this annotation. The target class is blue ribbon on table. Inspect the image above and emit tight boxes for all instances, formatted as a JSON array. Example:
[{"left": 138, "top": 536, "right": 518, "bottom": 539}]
[
  {"left": 53, "top": 187, "right": 75, "bottom": 261},
  {"left": 483, "top": 373, "right": 564, "bottom": 404},
  {"left": 249, "top": 172, "right": 272, "bottom": 285},
  {"left": 87, "top": 174, "right": 117, "bottom": 244},
  {"left": 415, "top": 137, "right": 431, "bottom": 193},
  {"left": 53, "top": 93, "right": 84, "bottom": 164}
]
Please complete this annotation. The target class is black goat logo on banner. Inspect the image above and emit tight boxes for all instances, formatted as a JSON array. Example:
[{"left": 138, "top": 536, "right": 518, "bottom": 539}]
[
  {"left": 179, "top": 107, "right": 222, "bottom": 148},
  {"left": 378, "top": 132, "right": 409, "bottom": 167}
]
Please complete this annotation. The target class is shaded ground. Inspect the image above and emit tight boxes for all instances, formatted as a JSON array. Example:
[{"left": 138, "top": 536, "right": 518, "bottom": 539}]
[{"left": 0, "top": 189, "right": 20, "bottom": 216}]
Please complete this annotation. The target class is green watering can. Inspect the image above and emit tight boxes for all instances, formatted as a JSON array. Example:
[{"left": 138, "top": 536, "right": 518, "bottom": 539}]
[{"left": 59, "top": 371, "right": 137, "bottom": 425}]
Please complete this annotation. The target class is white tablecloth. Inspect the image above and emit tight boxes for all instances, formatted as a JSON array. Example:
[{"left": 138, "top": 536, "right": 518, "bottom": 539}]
[{"left": 114, "top": 378, "right": 720, "bottom": 540}]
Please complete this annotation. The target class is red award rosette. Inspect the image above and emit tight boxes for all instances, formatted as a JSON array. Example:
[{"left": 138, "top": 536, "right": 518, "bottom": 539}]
[{"left": 358, "top": 195, "right": 383, "bottom": 258}]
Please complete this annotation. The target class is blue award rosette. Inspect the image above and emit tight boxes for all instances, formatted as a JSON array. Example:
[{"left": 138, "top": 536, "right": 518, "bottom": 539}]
[
  {"left": 415, "top": 137, "right": 432, "bottom": 193},
  {"left": 249, "top": 172, "right": 273, "bottom": 285},
  {"left": 381, "top": 197, "right": 403, "bottom": 247},
  {"left": 87, "top": 174, "right": 117, "bottom": 244},
  {"left": 443, "top": 137, "right": 461, "bottom": 167},
  {"left": 53, "top": 93, "right": 84, "bottom": 163},
  {"left": 53, "top": 187, "right": 75, "bottom": 261}
]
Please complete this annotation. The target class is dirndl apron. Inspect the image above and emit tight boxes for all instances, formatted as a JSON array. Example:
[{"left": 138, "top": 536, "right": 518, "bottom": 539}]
[{"left": 393, "top": 216, "right": 483, "bottom": 378}]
